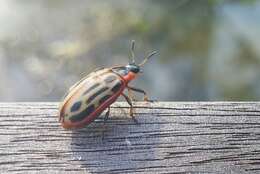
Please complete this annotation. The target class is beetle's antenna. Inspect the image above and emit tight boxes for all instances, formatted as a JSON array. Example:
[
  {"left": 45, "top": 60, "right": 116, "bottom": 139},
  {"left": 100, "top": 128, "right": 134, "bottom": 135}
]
[
  {"left": 130, "top": 40, "right": 135, "bottom": 64},
  {"left": 139, "top": 50, "right": 157, "bottom": 67}
]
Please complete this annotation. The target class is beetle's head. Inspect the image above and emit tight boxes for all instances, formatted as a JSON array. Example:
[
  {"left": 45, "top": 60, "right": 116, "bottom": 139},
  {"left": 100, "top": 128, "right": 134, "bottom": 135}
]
[
  {"left": 115, "top": 40, "right": 157, "bottom": 83},
  {"left": 126, "top": 63, "right": 140, "bottom": 73},
  {"left": 127, "top": 40, "right": 157, "bottom": 75}
]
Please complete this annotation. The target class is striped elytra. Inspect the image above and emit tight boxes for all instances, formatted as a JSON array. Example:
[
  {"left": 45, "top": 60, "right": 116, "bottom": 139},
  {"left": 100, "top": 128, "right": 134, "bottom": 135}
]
[
  {"left": 82, "top": 83, "right": 100, "bottom": 96},
  {"left": 104, "top": 75, "right": 117, "bottom": 83},
  {"left": 86, "top": 87, "right": 110, "bottom": 104},
  {"left": 70, "top": 101, "right": 82, "bottom": 112},
  {"left": 111, "top": 82, "right": 122, "bottom": 93},
  {"left": 59, "top": 68, "right": 125, "bottom": 127},
  {"left": 99, "top": 95, "right": 112, "bottom": 105},
  {"left": 69, "top": 104, "right": 95, "bottom": 122}
]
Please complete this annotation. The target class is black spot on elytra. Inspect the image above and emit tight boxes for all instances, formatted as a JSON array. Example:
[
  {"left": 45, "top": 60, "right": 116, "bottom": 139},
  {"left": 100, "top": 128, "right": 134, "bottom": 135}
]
[
  {"left": 99, "top": 95, "right": 112, "bottom": 105},
  {"left": 86, "top": 87, "right": 109, "bottom": 104},
  {"left": 69, "top": 104, "right": 95, "bottom": 122},
  {"left": 104, "top": 75, "right": 117, "bottom": 83},
  {"left": 111, "top": 82, "right": 122, "bottom": 93},
  {"left": 82, "top": 83, "right": 100, "bottom": 96},
  {"left": 70, "top": 101, "right": 82, "bottom": 112}
]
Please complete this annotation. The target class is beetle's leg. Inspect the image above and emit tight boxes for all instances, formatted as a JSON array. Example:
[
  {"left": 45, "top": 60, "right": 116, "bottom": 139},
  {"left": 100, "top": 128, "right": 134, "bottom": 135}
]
[
  {"left": 127, "top": 87, "right": 137, "bottom": 101},
  {"left": 102, "top": 107, "right": 110, "bottom": 140},
  {"left": 121, "top": 93, "right": 139, "bottom": 124},
  {"left": 104, "top": 106, "right": 110, "bottom": 124},
  {"left": 127, "top": 86, "right": 154, "bottom": 102}
]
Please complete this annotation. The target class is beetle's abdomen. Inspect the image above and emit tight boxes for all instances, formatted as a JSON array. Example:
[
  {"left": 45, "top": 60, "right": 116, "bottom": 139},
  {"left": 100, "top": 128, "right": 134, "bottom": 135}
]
[{"left": 59, "top": 69, "right": 125, "bottom": 128}]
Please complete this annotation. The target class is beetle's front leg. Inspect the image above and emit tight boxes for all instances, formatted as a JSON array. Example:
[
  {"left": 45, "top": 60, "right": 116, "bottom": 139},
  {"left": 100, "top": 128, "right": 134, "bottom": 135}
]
[
  {"left": 127, "top": 87, "right": 137, "bottom": 102},
  {"left": 121, "top": 93, "right": 138, "bottom": 124},
  {"left": 127, "top": 86, "right": 154, "bottom": 102}
]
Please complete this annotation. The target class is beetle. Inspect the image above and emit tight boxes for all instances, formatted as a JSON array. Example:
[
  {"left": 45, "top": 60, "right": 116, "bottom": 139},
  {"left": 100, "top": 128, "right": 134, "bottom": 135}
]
[{"left": 58, "top": 40, "right": 157, "bottom": 129}]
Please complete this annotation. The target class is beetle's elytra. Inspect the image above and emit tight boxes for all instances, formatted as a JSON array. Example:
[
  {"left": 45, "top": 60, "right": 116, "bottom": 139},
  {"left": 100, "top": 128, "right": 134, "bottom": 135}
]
[{"left": 59, "top": 40, "right": 157, "bottom": 129}]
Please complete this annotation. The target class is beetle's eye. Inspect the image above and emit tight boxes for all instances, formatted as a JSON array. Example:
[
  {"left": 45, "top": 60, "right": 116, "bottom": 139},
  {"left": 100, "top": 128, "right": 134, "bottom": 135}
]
[{"left": 131, "top": 67, "right": 139, "bottom": 73}]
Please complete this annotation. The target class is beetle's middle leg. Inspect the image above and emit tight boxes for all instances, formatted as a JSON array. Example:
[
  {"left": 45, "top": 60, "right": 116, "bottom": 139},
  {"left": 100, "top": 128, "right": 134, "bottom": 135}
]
[
  {"left": 121, "top": 93, "right": 138, "bottom": 124},
  {"left": 127, "top": 86, "right": 154, "bottom": 102}
]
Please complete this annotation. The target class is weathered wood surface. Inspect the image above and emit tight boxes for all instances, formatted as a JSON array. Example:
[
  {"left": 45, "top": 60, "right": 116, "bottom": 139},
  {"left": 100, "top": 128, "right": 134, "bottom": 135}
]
[{"left": 0, "top": 102, "right": 260, "bottom": 174}]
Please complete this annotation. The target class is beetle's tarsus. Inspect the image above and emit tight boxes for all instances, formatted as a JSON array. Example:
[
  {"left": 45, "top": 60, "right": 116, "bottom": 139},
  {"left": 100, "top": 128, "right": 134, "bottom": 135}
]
[
  {"left": 144, "top": 96, "right": 149, "bottom": 101},
  {"left": 129, "top": 106, "right": 139, "bottom": 124},
  {"left": 144, "top": 97, "right": 156, "bottom": 102},
  {"left": 127, "top": 86, "right": 155, "bottom": 103}
]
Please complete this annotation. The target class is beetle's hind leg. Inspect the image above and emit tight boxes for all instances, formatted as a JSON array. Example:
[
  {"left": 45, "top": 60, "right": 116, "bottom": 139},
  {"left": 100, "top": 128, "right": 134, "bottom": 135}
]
[
  {"left": 102, "top": 106, "right": 110, "bottom": 139},
  {"left": 104, "top": 106, "right": 110, "bottom": 124},
  {"left": 121, "top": 93, "right": 139, "bottom": 124},
  {"left": 127, "top": 86, "right": 155, "bottom": 102}
]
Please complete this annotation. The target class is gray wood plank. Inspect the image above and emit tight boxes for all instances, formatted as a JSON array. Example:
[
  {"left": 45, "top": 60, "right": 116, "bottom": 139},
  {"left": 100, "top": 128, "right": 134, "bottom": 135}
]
[{"left": 0, "top": 102, "right": 260, "bottom": 174}]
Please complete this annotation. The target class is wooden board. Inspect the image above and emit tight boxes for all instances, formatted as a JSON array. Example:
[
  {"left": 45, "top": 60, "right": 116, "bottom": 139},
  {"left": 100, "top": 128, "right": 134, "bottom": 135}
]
[{"left": 0, "top": 102, "right": 260, "bottom": 173}]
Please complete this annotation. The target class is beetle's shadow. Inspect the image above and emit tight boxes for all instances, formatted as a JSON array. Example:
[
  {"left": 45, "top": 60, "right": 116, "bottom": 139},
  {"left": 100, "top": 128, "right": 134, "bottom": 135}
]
[{"left": 70, "top": 105, "right": 161, "bottom": 173}]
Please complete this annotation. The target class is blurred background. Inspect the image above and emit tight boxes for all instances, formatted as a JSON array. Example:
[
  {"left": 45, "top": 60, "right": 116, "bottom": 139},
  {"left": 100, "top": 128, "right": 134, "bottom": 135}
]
[{"left": 0, "top": 0, "right": 260, "bottom": 101}]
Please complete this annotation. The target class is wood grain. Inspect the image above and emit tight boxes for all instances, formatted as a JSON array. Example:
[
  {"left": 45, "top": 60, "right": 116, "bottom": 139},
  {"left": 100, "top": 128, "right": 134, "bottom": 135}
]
[{"left": 0, "top": 102, "right": 260, "bottom": 173}]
